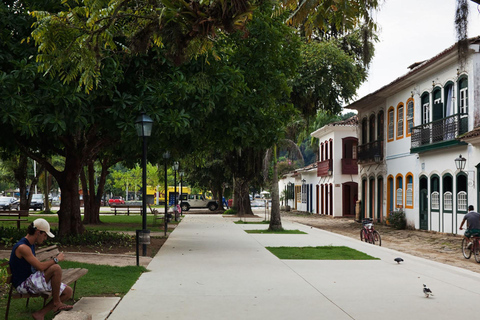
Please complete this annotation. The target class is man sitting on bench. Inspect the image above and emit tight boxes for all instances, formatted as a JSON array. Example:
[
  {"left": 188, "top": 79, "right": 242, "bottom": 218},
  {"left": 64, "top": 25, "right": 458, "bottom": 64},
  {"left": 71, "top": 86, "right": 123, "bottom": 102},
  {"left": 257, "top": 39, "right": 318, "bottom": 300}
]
[{"left": 9, "top": 218, "right": 73, "bottom": 320}]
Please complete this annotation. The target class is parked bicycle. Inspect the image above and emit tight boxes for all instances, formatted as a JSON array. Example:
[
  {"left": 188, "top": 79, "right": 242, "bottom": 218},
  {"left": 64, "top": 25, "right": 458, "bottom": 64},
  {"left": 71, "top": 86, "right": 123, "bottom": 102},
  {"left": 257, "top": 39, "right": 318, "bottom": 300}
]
[
  {"left": 360, "top": 218, "right": 381, "bottom": 246},
  {"left": 462, "top": 235, "right": 480, "bottom": 263}
]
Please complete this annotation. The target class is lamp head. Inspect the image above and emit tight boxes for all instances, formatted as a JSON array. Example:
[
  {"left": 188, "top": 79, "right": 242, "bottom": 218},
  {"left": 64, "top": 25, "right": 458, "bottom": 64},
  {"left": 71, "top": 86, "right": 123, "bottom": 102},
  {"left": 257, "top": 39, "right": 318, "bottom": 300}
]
[{"left": 135, "top": 113, "right": 153, "bottom": 137}]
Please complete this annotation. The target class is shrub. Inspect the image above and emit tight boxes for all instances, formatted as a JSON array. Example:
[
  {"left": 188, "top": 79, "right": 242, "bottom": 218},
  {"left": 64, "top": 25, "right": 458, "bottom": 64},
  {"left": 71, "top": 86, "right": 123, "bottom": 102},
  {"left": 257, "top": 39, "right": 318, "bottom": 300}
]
[
  {"left": 387, "top": 210, "right": 407, "bottom": 230},
  {"left": 0, "top": 227, "right": 134, "bottom": 248},
  {"left": 223, "top": 208, "right": 237, "bottom": 215}
]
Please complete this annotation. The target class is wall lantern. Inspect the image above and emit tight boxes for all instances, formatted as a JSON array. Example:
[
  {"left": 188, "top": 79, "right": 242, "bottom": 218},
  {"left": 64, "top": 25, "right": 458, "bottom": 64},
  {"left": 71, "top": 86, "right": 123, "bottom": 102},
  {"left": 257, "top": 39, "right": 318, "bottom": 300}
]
[
  {"left": 328, "top": 169, "right": 332, "bottom": 176},
  {"left": 455, "top": 154, "right": 466, "bottom": 171},
  {"left": 374, "top": 154, "right": 381, "bottom": 164}
]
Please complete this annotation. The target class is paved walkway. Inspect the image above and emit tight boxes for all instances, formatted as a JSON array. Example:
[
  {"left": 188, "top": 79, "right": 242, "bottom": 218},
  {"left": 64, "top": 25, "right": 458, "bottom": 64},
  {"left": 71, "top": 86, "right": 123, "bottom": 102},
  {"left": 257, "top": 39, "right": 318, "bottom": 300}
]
[{"left": 107, "top": 214, "right": 480, "bottom": 320}]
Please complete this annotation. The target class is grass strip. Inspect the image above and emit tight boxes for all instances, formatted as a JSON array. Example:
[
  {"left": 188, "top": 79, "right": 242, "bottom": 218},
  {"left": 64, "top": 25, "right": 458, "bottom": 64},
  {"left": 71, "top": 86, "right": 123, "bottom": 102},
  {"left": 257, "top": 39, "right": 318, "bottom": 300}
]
[
  {"left": 0, "top": 261, "right": 146, "bottom": 320},
  {"left": 245, "top": 229, "right": 306, "bottom": 234},
  {"left": 234, "top": 220, "right": 270, "bottom": 224},
  {"left": 266, "top": 246, "right": 379, "bottom": 260}
]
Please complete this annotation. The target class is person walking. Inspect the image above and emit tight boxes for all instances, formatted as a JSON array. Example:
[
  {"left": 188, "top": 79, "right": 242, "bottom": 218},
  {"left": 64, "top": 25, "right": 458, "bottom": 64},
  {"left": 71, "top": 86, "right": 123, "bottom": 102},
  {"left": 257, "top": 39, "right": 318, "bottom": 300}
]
[
  {"left": 459, "top": 205, "right": 480, "bottom": 247},
  {"left": 9, "top": 218, "right": 73, "bottom": 320}
]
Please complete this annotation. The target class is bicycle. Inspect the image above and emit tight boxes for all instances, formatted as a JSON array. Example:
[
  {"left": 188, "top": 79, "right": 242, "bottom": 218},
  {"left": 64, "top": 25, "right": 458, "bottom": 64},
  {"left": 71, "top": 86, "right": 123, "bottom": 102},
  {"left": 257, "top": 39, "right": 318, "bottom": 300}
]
[
  {"left": 360, "top": 218, "right": 381, "bottom": 246},
  {"left": 462, "top": 235, "right": 480, "bottom": 263}
]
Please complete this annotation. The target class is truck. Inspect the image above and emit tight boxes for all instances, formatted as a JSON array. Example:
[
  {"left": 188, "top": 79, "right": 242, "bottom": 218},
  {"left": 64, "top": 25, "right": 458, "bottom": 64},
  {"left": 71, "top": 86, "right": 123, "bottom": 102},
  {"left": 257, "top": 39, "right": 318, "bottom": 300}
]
[{"left": 180, "top": 194, "right": 218, "bottom": 211}]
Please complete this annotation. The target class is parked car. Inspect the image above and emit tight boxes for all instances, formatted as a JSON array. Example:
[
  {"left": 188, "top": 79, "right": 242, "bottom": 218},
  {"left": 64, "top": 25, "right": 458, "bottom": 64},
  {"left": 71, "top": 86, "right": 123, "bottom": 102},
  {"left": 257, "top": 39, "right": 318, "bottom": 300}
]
[
  {"left": 108, "top": 196, "right": 125, "bottom": 206},
  {"left": 30, "top": 194, "right": 45, "bottom": 211},
  {"left": 0, "top": 197, "right": 19, "bottom": 210},
  {"left": 180, "top": 194, "right": 218, "bottom": 211}
]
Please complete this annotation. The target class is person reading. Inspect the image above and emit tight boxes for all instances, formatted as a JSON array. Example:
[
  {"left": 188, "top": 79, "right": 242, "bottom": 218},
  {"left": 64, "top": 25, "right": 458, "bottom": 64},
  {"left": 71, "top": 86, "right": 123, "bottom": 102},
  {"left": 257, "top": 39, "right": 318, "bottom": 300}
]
[{"left": 9, "top": 218, "right": 73, "bottom": 320}]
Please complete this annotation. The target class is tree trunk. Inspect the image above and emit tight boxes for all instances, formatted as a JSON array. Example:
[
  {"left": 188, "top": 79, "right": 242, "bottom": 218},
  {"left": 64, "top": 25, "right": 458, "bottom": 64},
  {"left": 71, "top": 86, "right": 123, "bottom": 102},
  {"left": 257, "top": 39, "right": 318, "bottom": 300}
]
[
  {"left": 13, "top": 155, "right": 29, "bottom": 210},
  {"left": 269, "top": 145, "right": 282, "bottom": 230},
  {"left": 233, "top": 177, "right": 254, "bottom": 215},
  {"left": 56, "top": 157, "right": 85, "bottom": 237}
]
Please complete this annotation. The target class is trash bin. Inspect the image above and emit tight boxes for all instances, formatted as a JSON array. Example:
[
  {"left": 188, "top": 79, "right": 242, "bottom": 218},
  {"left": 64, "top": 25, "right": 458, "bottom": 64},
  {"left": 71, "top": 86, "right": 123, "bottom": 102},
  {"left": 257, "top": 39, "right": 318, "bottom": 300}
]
[
  {"left": 138, "top": 230, "right": 150, "bottom": 245},
  {"left": 355, "top": 200, "right": 361, "bottom": 222},
  {"left": 228, "top": 199, "right": 233, "bottom": 208}
]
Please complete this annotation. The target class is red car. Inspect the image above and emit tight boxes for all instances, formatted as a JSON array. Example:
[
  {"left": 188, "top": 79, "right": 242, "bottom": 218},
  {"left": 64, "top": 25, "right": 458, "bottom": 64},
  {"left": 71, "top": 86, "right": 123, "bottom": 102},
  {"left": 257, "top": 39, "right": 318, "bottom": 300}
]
[{"left": 108, "top": 196, "right": 125, "bottom": 206}]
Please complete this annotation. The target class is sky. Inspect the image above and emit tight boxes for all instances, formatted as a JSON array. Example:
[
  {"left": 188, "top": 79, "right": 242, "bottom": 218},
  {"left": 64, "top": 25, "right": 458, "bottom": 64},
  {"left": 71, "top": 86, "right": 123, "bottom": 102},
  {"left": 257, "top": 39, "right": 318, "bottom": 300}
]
[{"left": 352, "top": 0, "right": 480, "bottom": 103}]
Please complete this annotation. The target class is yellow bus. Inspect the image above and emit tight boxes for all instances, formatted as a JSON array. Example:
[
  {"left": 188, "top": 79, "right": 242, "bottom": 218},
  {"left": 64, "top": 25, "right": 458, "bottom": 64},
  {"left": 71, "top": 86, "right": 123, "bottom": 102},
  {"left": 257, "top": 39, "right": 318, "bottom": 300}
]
[{"left": 147, "top": 186, "right": 191, "bottom": 205}]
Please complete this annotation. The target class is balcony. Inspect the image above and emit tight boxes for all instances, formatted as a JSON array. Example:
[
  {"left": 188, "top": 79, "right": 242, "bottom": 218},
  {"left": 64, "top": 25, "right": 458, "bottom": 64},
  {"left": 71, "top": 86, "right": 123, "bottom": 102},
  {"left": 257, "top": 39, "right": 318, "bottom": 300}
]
[
  {"left": 358, "top": 140, "right": 383, "bottom": 164},
  {"left": 411, "top": 113, "right": 468, "bottom": 153},
  {"left": 317, "top": 159, "right": 332, "bottom": 177},
  {"left": 342, "top": 158, "right": 358, "bottom": 174}
]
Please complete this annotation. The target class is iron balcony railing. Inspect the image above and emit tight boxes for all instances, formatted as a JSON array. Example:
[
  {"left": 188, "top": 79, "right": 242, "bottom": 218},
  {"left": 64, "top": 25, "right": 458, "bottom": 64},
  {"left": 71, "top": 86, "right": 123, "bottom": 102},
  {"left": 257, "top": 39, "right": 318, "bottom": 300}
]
[
  {"left": 357, "top": 140, "right": 383, "bottom": 164},
  {"left": 411, "top": 113, "right": 468, "bottom": 149}
]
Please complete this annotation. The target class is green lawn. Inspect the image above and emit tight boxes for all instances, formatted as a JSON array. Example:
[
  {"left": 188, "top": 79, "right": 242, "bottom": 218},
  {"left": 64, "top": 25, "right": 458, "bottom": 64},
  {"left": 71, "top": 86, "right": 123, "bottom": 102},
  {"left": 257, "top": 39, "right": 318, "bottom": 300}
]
[
  {"left": 266, "top": 246, "right": 379, "bottom": 260},
  {"left": 0, "top": 214, "right": 180, "bottom": 232},
  {"left": 234, "top": 220, "right": 270, "bottom": 224},
  {"left": 0, "top": 261, "right": 147, "bottom": 320},
  {"left": 245, "top": 229, "right": 307, "bottom": 234}
]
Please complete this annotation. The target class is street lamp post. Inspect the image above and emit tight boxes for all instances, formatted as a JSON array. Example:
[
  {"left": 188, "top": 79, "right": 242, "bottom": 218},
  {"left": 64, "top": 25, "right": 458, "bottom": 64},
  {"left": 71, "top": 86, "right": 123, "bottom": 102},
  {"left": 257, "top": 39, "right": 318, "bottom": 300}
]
[
  {"left": 135, "top": 113, "right": 153, "bottom": 262},
  {"left": 163, "top": 151, "right": 170, "bottom": 236},
  {"left": 179, "top": 171, "right": 184, "bottom": 202},
  {"left": 172, "top": 161, "right": 179, "bottom": 221}
]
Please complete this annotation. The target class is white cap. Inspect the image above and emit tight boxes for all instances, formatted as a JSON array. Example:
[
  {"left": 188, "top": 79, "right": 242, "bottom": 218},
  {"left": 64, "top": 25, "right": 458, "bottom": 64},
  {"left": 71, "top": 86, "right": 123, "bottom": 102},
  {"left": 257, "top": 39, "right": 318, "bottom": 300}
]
[{"left": 34, "top": 218, "right": 55, "bottom": 238}]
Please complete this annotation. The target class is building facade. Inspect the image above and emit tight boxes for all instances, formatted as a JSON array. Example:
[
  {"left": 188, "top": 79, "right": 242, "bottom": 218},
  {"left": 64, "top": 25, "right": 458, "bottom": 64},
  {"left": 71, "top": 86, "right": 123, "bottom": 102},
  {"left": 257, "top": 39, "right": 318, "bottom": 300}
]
[
  {"left": 280, "top": 116, "right": 358, "bottom": 217},
  {"left": 348, "top": 37, "right": 480, "bottom": 233}
]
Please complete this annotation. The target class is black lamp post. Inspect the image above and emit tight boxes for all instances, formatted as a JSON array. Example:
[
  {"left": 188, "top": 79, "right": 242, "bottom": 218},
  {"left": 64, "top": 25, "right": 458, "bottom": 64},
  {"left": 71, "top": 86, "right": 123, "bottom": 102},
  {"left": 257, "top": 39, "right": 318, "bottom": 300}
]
[
  {"left": 163, "top": 151, "right": 170, "bottom": 236},
  {"left": 179, "top": 171, "right": 184, "bottom": 202},
  {"left": 172, "top": 161, "right": 179, "bottom": 221},
  {"left": 455, "top": 154, "right": 467, "bottom": 171},
  {"left": 135, "top": 113, "right": 153, "bottom": 261}
]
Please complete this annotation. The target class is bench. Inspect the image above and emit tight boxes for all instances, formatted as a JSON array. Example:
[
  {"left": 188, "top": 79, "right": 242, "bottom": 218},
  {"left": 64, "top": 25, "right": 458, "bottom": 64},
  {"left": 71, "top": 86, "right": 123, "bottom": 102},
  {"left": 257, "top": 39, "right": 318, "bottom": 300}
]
[
  {"left": 2, "top": 245, "right": 88, "bottom": 320},
  {"left": 0, "top": 210, "right": 29, "bottom": 229},
  {"left": 110, "top": 205, "right": 143, "bottom": 215},
  {"left": 148, "top": 204, "right": 166, "bottom": 225}
]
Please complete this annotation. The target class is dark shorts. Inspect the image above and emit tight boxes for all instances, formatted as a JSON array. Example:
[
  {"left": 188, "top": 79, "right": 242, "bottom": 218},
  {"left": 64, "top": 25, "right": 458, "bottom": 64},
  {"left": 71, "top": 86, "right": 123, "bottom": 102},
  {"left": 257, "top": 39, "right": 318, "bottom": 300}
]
[{"left": 465, "top": 229, "right": 480, "bottom": 238}]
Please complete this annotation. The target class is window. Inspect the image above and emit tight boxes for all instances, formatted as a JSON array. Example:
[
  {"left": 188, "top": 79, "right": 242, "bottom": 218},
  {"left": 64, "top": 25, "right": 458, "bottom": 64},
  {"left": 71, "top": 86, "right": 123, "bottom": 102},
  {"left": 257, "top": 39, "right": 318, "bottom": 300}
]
[
  {"left": 405, "top": 174, "right": 413, "bottom": 208},
  {"left": 302, "top": 184, "right": 307, "bottom": 203},
  {"left": 442, "top": 175, "right": 453, "bottom": 212},
  {"left": 458, "top": 77, "right": 468, "bottom": 114},
  {"left": 369, "top": 115, "right": 375, "bottom": 143},
  {"left": 431, "top": 192, "right": 440, "bottom": 210},
  {"left": 444, "top": 192, "right": 452, "bottom": 211},
  {"left": 421, "top": 93, "right": 430, "bottom": 124},
  {"left": 406, "top": 99, "right": 414, "bottom": 136},
  {"left": 361, "top": 118, "right": 368, "bottom": 144},
  {"left": 457, "top": 191, "right": 467, "bottom": 211},
  {"left": 397, "top": 103, "right": 404, "bottom": 138},
  {"left": 377, "top": 111, "right": 384, "bottom": 141},
  {"left": 388, "top": 107, "right": 394, "bottom": 141},
  {"left": 396, "top": 175, "right": 403, "bottom": 208}
]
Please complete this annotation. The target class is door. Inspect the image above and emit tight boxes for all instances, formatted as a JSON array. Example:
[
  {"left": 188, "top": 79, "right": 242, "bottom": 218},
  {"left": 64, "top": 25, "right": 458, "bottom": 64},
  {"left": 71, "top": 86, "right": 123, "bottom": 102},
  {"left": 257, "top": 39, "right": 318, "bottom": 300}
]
[{"left": 420, "top": 189, "right": 428, "bottom": 230}]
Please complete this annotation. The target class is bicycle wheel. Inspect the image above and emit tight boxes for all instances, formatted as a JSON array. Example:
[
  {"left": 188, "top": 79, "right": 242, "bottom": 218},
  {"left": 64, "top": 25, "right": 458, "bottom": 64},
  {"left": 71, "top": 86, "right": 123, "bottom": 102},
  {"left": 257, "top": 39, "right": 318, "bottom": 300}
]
[
  {"left": 360, "top": 229, "right": 366, "bottom": 242},
  {"left": 474, "top": 240, "right": 480, "bottom": 263},
  {"left": 462, "top": 238, "right": 472, "bottom": 259},
  {"left": 373, "top": 231, "right": 381, "bottom": 246}
]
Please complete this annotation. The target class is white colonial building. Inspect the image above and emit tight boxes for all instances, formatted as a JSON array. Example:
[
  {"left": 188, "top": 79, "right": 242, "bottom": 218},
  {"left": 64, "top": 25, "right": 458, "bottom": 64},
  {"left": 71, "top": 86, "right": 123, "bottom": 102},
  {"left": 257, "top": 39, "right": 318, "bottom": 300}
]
[
  {"left": 347, "top": 36, "right": 480, "bottom": 233},
  {"left": 279, "top": 116, "right": 358, "bottom": 217}
]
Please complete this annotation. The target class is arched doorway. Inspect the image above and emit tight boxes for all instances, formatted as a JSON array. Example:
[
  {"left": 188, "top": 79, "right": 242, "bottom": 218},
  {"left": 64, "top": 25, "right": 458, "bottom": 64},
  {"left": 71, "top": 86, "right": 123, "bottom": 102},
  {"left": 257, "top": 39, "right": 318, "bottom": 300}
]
[
  {"left": 419, "top": 176, "right": 428, "bottom": 230},
  {"left": 342, "top": 182, "right": 358, "bottom": 217}
]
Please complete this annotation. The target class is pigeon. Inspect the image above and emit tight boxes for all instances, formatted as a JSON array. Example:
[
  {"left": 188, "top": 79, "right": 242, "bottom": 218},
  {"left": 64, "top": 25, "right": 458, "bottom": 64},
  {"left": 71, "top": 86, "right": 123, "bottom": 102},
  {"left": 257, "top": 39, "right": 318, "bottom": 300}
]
[
  {"left": 423, "top": 284, "right": 434, "bottom": 298},
  {"left": 394, "top": 257, "right": 404, "bottom": 264}
]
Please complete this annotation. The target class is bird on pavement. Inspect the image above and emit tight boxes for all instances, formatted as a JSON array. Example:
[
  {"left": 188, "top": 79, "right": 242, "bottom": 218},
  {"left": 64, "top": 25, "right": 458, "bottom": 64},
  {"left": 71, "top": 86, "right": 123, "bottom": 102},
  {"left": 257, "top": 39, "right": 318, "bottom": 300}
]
[
  {"left": 394, "top": 257, "right": 404, "bottom": 264},
  {"left": 423, "top": 284, "right": 434, "bottom": 298}
]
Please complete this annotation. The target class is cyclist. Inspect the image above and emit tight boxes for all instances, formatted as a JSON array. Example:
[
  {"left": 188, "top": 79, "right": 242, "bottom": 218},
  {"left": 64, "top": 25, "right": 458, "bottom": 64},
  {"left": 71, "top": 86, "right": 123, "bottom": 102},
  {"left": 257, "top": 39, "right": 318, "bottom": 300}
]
[{"left": 459, "top": 205, "right": 480, "bottom": 248}]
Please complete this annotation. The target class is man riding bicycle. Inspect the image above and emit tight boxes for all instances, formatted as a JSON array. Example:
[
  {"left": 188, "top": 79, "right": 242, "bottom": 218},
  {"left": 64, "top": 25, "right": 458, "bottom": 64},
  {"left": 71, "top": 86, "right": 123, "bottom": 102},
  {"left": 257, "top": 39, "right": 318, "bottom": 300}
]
[{"left": 459, "top": 205, "right": 480, "bottom": 247}]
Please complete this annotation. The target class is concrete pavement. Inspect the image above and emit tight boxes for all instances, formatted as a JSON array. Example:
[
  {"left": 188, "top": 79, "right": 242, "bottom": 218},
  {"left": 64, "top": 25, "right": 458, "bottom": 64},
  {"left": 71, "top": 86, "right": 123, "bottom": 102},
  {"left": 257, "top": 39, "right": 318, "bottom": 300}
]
[{"left": 96, "top": 213, "right": 480, "bottom": 320}]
